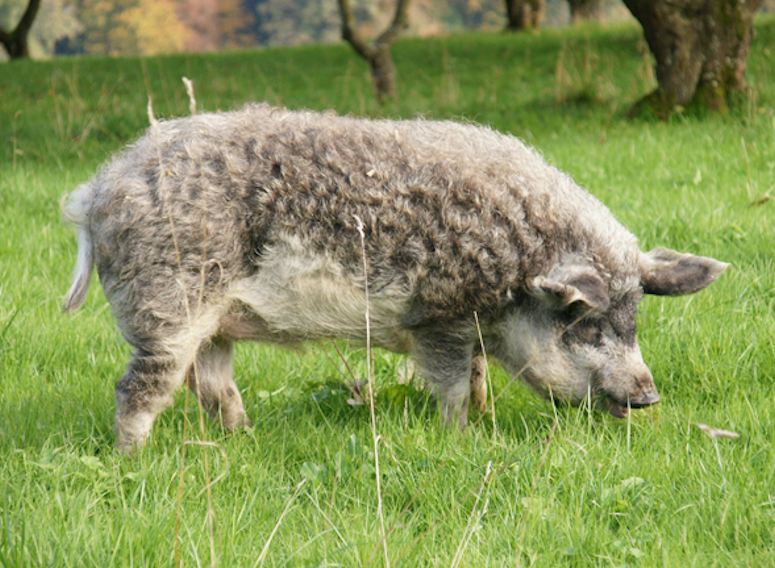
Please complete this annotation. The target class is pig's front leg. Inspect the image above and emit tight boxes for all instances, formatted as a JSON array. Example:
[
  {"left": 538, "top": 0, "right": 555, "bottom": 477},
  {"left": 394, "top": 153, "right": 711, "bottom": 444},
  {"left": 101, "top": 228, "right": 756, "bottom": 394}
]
[{"left": 412, "top": 331, "right": 475, "bottom": 430}]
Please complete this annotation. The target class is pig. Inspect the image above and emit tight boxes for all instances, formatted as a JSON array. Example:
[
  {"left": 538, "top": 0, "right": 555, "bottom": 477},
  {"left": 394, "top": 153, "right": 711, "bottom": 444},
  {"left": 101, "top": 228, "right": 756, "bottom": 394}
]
[{"left": 62, "top": 104, "right": 728, "bottom": 451}]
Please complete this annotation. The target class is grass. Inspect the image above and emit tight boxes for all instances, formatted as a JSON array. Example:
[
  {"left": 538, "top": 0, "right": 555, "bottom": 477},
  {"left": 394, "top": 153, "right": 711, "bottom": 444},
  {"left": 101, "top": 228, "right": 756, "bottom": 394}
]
[{"left": 1, "top": 19, "right": 774, "bottom": 566}]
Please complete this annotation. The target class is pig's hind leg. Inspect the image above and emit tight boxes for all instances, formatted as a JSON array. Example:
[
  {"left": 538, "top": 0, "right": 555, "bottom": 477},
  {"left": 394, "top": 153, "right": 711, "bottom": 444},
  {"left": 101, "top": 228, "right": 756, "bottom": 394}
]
[
  {"left": 185, "top": 337, "right": 251, "bottom": 431},
  {"left": 114, "top": 308, "right": 225, "bottom": 453},
  {"left": 412, "top": 331, "right": 475, "bottom": 430},
  {"left": 115, "top": 347, "right": 192, "bottom": 452}
]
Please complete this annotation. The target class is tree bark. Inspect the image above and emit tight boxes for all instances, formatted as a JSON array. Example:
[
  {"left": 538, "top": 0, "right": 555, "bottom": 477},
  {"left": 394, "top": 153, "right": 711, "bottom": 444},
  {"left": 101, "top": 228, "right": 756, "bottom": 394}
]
[
  {"left": 0, "top": 0, "right": 41, "bottom": 60},
  {"left": 338, "top": 0, "right": 410, "bottom": 103},
  {"left": 568, "top": 0, "right": 602, "bottom": 23},
  {"left": 504, "top": 0, "right": 544, "bottom": 32},
  {"left": 623, "top": 0, "right": 763, "bottom": 117}
]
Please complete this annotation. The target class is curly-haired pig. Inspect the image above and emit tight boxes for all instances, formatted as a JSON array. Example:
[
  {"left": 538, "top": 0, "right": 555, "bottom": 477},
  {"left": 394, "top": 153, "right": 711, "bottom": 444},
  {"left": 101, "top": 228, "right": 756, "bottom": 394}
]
[{"left": 62, "top": 104, "right": 728, "bottom": 451}]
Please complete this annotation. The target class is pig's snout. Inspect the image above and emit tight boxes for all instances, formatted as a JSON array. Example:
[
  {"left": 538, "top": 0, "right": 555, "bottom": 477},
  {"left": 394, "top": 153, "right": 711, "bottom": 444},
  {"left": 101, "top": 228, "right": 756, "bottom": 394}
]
[
  {"left": 599, "top": 367, "right": 660, "bottom": 417},
  {"left": 626, "top": 370, "right": 660, "bottom": 408},
  {"left": 628, "top": 389, "right": 660, "bottom": 408}
]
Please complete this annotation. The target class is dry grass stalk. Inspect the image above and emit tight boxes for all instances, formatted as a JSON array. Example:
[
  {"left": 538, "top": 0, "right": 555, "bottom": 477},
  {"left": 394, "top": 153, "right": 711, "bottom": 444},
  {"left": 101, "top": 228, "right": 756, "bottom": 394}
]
[
  {"left": 146, "top": 96, "right": 158, "bottom": 129},
  {"left": 155, "top": 77, "right": 218, "bottom": 568},
  {"left": 184, "top": 440, "right": 230, "bottom": 499},
  {"left": 305, "top": 491, "right": 349, "bottom": 547},
  {"left": 174, "top": 378, "right": 193, "bottom": 568},
  {"left": 353, "top": 214, "right": 390, "bottom": 568},
  {"left": 182, "top": 76, "right": 197, "bottom": 115},
  {"left": 450, "top": 460, "right": 494, "bottom": 568},
  {"left": 331, "top": 342, "right": 358, "bottom": 383},
  {"left": 513, "top": 421, "right": 559, "bottom": 566},
  {"left": 254, "top": 479, "right": 309, "bottom": 567},
  {"left": 330, "top": 342, "right": 366, "bottom": 405},
  {"left": 473, "top": 311, "right": 497, "bottom": 439},
  {"left": 185, "top": 118, "right": 218, "bottom": 568}
]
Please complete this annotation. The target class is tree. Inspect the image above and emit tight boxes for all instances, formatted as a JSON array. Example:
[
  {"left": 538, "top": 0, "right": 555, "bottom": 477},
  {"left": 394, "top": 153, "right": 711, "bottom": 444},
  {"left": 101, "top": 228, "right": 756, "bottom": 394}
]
[
  {"left": 175, "top": 0, "right": 221, "bottom": 52},
  {"left": 216, "top": 0, "right": 256, "bottom": 49},
  {"left": 248, "top": 0, "right": 340, "bottom": 47},
  {"left": 623, "top": 0, "right": 764, "bottom": 117},
  {"left": 337, "top": 0, "right": 410, "bottom": 103},
  {"left": 77, "top": 0, "right": 137, "bottom": 56},
  {"left": 504, "top": 0, "right": 543, "bottom": 31},
  {"left": 567, "top": 0, "right": 602, "bottom": 23},
  {"left": 0, "top": 0, "right": 82, "bottom": 57},
  {"left": 120, "top": 0, "right": 189, "bottom": 55},
  {"left": 0, "top": 0, "right": 40, "bottom": 59}
]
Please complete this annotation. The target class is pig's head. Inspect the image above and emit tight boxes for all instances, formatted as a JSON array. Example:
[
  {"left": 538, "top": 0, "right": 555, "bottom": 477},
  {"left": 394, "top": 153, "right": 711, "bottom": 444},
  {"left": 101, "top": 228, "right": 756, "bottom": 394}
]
[{"left": 493, "top": 248, "right": 728, "bottom": 417}]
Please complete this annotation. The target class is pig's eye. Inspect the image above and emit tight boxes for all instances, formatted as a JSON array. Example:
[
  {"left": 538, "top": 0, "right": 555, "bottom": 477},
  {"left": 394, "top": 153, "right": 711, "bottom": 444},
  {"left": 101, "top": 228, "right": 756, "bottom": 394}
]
[
  {"left": 579, "top": 326, "right": 603, "bottom": 346},
  {"left": 561, "top": 321, "right": 603, "bottom": 347}
]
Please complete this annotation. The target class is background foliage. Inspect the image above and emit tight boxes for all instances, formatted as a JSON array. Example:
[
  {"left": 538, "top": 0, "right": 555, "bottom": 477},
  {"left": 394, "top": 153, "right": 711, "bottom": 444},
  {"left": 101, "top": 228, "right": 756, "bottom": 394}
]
[{"left": 1, "top": 0, "right": 636, "bottom": 58}]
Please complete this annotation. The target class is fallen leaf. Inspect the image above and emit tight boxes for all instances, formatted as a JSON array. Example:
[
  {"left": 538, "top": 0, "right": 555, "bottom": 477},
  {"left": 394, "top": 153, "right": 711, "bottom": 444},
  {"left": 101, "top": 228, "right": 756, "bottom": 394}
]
[{"left": 696, "top": 423, "right": 740, "bottom": 440}]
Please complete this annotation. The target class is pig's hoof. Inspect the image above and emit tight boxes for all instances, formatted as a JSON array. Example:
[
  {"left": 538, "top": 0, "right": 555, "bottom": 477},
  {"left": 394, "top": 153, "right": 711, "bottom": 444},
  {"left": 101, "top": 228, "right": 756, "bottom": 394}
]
[
  {"left": 440, "top": 400, "right": 469, "bottom": 431},
  {"left": 115, "top": 413, "right": 153, "bottom": 454},
  {"left": 224, "top": 413, "right": 253, "bottom": 431},
  {"left": 115, "top": 433, "right": 148, "bottom": 455}
]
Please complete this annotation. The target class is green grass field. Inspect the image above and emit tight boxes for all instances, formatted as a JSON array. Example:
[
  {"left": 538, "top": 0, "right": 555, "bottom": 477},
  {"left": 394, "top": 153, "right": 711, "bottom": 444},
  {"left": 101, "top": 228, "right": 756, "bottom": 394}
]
[{"left": 1, "top": 19, "right": 774, "bottom": 566}]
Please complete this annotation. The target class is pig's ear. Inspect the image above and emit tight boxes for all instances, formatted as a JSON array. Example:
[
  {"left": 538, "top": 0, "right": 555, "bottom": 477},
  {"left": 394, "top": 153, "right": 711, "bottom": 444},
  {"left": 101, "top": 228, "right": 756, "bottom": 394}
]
[
  {"left": 639, "top": 248, "right": 729, "bottom": 296},
  {"left": 530, "top": 267, "right": 610, "bottom": 313}
]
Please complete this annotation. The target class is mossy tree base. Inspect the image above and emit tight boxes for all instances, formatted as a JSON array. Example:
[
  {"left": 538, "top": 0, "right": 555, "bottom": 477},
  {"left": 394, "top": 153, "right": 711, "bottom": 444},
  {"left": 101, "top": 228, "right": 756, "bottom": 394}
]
[{"left": 624, "top": 0, "right": 762, "bottom": 118}]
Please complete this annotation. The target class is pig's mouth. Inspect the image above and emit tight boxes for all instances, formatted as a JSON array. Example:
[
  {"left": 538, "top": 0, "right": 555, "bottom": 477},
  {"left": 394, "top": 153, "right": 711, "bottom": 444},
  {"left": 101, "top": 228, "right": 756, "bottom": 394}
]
[
  {"left": 600, "top": 392, "right": 660, "bottom": 419},
  {"left": 601, "top": 397, "right": 630, "bottom": 418}
]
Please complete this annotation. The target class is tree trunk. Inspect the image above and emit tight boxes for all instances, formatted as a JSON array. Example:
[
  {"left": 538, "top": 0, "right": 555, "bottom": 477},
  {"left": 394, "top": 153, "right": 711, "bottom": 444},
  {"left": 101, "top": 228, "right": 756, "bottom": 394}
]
[
  {"left": 568, "top": 0, "right": 602, "bottom": 23},
  {"left": 337, "top": 0, "right": 410, "bottom": 103},
  {"left": 504, "top": 0, "right": 544, "bottom": 31},
  {"left": 369, "top": 46, "right": 397, "bottom": 102},
  {"left": 623, "top": 0, "right": 763, "bottom": 117},
  {"left": 0, "top": 0, "right": 41, "bottom": 60}
]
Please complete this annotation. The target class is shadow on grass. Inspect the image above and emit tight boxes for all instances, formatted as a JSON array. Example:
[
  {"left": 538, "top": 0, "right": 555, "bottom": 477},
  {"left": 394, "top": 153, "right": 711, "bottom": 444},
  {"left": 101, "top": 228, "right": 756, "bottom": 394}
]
[
  {"left": 4, "top": 360, "right": 627, "bottom": 456},
  {"left": 234, "top": 374, "right": 582, "bottom": 446}
]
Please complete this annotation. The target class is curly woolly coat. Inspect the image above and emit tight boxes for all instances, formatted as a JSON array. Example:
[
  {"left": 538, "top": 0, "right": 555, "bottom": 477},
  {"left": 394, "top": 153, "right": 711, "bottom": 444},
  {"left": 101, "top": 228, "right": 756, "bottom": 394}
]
[
  {"left": 69, "top": 103, "right": 638, "bottom": 330},
  {"left": 63, "top": 104, "right": 724, "bottom": 451}
]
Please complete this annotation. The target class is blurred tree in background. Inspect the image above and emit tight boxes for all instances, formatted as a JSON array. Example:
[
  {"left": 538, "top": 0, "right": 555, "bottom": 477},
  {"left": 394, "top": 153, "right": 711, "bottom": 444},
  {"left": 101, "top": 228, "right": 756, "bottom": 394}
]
[
  {"left": 0, "top": 0, "right": 772, "bottom": 61},
  {"left": 217, "top": 0, "right": 256, "bottom": 48},
  {"left": 504, "top": 0, "right": 544, "bottom": 31},
  {"left": 120, "top": 0, "right": 190, "bottom": 55},
  {"left": 1, "top": 0, "right": 82, "bottom": 59},
  {"left": 0, "top": 0, "right": 633, "bottom": 59},
  {"left": 567, "top": 0, "right": 601, "bottom": 23},
  {"left": 338, "top": 0, "right": 410, "bottom": 102},
  {"left": 0, "top": 0, "right": 39, "bottom": 59},
  {"left": 176, "top": 0, "right": 221, "bottom": 51}
]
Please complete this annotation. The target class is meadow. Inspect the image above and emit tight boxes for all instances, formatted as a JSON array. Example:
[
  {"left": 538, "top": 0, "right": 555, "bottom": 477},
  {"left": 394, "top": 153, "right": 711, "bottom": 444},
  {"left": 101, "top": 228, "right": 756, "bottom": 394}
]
[{"left": 1, "top": 19, "right": 773, "bottom": 566}]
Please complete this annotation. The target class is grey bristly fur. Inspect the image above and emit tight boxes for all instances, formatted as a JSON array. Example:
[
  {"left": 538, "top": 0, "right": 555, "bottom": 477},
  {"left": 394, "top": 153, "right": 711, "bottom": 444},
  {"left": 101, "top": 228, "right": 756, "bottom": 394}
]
[{"left": 62, "top": 103, "right": 728, "bottom": 451}]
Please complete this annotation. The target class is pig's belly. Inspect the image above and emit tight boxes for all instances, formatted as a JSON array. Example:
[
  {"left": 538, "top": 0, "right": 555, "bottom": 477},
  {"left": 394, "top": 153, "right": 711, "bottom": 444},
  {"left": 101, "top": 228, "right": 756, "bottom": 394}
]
[{"left": 221, "top": 244, "right": 414, "bottom": 353}]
